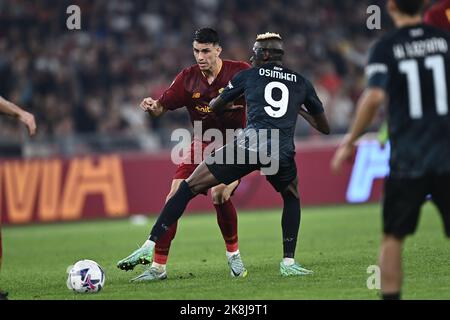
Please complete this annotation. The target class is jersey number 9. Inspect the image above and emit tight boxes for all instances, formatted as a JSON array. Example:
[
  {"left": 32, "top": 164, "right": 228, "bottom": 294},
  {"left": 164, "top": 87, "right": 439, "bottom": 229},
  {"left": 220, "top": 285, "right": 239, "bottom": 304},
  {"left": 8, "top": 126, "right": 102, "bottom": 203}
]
[{"left": 264, "top": 81, "right": 289, "bottom": 118}]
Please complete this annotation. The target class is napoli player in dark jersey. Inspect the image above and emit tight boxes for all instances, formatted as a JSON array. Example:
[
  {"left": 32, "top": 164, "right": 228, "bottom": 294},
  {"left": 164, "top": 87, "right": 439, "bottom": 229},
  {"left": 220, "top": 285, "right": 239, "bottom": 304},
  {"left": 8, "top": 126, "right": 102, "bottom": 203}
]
[
  {"left": 117, "top": 32, "right": 330, "bottom": 278},
  {"left": 332, "top": 0, "right": 450, "bottom": 299},
  {"left": 118, "top": 28, "right": 250, "bottom": 282}
]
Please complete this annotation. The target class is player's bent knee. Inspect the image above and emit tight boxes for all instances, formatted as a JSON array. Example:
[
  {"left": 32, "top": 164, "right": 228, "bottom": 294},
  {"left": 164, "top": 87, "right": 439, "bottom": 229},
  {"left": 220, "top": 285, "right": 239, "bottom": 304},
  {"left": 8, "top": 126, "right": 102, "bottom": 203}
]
[
  {"left": 212, "top": 183, "right": 236, "bottom": 204},
  {"left": 211, "top": 189, "right": 229, "bottom": 204},
  {"left": 189, "top": 184, "right": 207, "bottom": 195},
  {"left": 166, "top": 180, "right": 183, "bottom": 202},
  {"left": 281, "top": 187, "right": 299, "bottom": 200},
  {"left": 280, "top": 178, "right": 299, "bottom": 200}
]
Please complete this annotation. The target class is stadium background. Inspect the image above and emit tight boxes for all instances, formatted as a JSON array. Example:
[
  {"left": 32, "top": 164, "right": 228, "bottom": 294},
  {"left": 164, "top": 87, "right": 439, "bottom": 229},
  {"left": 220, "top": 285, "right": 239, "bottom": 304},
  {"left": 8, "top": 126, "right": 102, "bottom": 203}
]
[
  {"left": 1, "top": 0, "right": 449, "bottom": 301},
  {"left": 0, "top": 0, "right": 391, "bottom": 224}
]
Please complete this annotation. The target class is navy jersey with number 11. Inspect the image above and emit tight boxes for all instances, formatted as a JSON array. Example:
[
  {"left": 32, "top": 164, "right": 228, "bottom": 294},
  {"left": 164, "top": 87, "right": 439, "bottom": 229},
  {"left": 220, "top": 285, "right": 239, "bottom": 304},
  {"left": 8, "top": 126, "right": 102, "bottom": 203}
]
[
  {"left": 219, "top": 62, "right": 324, "bottom": 161},
  {"left": 367, "top": 24, "right": 450, "bottom": 177}
]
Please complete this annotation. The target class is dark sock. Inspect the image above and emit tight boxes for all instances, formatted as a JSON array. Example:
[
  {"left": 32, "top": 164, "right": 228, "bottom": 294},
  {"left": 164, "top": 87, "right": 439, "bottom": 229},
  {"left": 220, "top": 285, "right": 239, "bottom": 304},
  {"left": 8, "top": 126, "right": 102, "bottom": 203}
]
[
  {"left": 149, "top": 181, "right": 195, "bottom": 242},
  {"left": 382, "top": 292, "right": 401, "bottom": 300},
  {"left": 281, "top": 193, "right": 301, "bottom": 258}
]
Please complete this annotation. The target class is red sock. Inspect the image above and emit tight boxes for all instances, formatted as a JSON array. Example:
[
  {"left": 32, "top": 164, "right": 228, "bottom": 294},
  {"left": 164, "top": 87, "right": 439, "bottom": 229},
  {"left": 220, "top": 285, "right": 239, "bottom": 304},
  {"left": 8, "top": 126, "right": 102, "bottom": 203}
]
[
  {"left": 214, "top": 200, "right": 238, "bottom": 252},
  {"left": 154, "top": 221, "right": 178, "bottom": 265}
]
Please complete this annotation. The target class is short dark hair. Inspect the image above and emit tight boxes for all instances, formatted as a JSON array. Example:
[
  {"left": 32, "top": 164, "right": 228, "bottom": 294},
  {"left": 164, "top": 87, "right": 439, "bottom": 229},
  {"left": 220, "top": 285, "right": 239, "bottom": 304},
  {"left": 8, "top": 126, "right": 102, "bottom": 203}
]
[
  {"left": 193, "top": 27, "right": 220, "bottom": 45},
  {"left": 394, "top": 0, "right": 425, "bottom": 16}
]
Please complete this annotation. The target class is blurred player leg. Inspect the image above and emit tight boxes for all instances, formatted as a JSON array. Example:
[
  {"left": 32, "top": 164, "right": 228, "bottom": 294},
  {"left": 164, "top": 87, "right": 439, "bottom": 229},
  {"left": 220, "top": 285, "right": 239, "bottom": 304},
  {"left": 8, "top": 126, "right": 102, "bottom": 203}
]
[
  {"left": 430, "top": 172, "right": 450, "bottom": 238},
  {"left": 212, "top": 181, "right": 247, "bottom": 277},
  {"left": 379, "top": 234, "right": 404, "bottom": 300},
  {"left": 380, "top": 176, "right": 428, "bottom": 299}
]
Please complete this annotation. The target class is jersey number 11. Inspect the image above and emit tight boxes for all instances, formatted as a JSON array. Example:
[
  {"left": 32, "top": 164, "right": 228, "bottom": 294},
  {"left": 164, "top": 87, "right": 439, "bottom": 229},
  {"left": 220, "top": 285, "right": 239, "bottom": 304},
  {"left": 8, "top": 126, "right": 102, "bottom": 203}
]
[{"left": 399, "top": 54, "right": 448, "bottom": 119}]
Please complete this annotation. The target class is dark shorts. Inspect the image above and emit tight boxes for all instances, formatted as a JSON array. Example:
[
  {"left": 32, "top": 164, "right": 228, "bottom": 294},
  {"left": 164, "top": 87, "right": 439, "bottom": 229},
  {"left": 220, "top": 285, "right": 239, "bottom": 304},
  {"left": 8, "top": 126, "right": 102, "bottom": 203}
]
[
  {"left": 206, "top": 143, "right": 297, "bottom": 193},
  {"left": 383, "top": 173, "right": 450, "bottom": 238}
]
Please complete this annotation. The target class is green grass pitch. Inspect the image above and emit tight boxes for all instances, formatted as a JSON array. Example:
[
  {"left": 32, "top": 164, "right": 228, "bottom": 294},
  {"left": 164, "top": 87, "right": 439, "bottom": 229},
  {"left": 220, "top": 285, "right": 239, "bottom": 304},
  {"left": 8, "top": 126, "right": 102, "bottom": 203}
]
[{"left": 1, "top": 203, "right": 449, "bottom": 300}]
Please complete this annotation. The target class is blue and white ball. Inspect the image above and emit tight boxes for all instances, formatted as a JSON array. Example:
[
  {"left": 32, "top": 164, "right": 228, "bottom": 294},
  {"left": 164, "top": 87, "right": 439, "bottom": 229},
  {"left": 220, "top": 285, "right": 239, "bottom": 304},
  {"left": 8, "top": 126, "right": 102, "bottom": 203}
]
[{"left": 67, "top": 260, "right": 105, "bottom": 293}]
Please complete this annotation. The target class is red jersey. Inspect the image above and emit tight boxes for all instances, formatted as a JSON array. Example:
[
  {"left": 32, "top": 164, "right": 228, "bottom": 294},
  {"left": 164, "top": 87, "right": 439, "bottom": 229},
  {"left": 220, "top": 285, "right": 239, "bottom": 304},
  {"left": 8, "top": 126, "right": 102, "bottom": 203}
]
[
  {"left": 424, "top": 0, "right": 450, "bottom": 32},
  {"left": 158, "top": 59, "right": 250, "bottom": 134}
]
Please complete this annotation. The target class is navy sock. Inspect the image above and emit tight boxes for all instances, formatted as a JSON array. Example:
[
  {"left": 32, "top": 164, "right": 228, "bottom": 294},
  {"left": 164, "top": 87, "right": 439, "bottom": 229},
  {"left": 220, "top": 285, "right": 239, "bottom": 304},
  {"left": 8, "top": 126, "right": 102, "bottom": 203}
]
[
  {"left": 149, "top": 181, "right": 195, "bottom": 242},
  {"left": 281, "top": 193, "right": 301, "bottom": 258}
]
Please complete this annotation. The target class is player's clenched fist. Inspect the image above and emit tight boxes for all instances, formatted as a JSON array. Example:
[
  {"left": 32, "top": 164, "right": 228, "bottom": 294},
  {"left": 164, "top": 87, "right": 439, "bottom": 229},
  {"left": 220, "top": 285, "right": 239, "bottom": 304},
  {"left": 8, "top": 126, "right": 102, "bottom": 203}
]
[
  {"left": 139, "top": 97, "right": 165, "bottom": 117},
  {"left": 139, "top": 97, "right": 156, "bottom": 112}
]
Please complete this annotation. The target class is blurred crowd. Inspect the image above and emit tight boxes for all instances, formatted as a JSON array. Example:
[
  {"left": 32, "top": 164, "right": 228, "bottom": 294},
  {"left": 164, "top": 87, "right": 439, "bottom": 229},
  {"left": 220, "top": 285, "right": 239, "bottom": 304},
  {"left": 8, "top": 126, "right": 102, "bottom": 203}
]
[{"left": 0, "top": 0, "right": 391, "bottom": 155}]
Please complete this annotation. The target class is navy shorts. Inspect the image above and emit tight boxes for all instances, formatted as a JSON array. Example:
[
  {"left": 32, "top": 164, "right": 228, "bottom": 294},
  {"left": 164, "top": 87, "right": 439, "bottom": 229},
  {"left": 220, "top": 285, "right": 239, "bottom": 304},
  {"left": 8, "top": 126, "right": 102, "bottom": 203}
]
[
  {"left": 206, "top": 142, "right": 297, "bottom": 193},
  {"left": 383, "top": 173, "right": 450, "bottom": 238}
]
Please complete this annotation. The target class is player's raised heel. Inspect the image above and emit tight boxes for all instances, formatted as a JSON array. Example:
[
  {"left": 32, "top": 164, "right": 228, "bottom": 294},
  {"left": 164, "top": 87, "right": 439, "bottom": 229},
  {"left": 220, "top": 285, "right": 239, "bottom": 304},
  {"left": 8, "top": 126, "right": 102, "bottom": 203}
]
[
  {"left": 228, "top": 253, "right": 248, "bottom": 278},
  {"left": 117, "top": 245, "right": 154, "bottom": 271},
  {"left": 280, "top": 261, "right": 313, "bottom": 276}
]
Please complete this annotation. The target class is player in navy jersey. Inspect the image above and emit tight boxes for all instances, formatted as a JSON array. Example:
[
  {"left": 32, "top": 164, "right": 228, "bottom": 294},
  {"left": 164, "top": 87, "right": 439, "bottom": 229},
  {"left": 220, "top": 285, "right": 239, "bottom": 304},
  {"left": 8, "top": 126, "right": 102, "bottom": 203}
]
[
  {"left": 0, "top": 96, "right": 36, "bottom": 300},
  {"left": 117, "top": 28, "right": 250, "bottom": 282},
  {"left": 378, "top": 0, "right": 450, "bottom": 144},
  {"left": 117, "top": 32, "right": 330, "bottom": 277},
  {"left": 331, "top": 0, "right": 450, "bottom": 299}
]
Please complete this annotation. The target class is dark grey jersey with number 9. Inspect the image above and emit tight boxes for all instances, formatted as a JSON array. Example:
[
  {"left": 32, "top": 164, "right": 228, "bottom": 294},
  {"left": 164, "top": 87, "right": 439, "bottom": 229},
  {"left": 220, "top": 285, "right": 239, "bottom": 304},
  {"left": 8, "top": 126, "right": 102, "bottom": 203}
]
[{"left": 219, "top": 62, "right": 324, "bottom": 161}]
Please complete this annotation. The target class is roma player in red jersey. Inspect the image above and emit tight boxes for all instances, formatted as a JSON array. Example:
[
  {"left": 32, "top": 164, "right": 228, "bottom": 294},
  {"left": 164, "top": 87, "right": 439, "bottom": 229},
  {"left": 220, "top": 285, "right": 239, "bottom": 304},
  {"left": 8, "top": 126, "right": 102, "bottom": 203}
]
[
  {"left": 119, "top": 28, "right": 250, "bottom": 281},
  {"left": 424, "top": 0, "right": 450, "bottom": 31},
  {"left": 0, "top": 95, "right": 36, "bottom": 300}
]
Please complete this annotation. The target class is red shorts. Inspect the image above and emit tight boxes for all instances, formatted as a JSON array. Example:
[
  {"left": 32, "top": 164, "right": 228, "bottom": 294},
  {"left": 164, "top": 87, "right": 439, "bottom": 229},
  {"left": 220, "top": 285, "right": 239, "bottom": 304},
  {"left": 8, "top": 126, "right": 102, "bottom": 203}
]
[
  {"left": 173, "top": 140, "right": 209, "bottom": 179},
  {"left": 173, "top": 140, "right": 240, "bottom": 196}
]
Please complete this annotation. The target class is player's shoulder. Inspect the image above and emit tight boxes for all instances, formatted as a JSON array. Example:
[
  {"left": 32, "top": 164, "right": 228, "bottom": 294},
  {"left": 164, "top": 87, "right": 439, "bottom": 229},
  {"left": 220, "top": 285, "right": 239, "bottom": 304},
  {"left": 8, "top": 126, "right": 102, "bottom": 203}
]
[
  {"left": 426, "top": 0, "right": 450, "bottom": 16},
  {"left": 421, "top": 23, "right": 450, "bottom": 40},
  {"left": 223, "top": 59, "right": 252, "bottom": 72},
  {"left": 229, "top": 63, "right": 255, "bottom": 82},
  {"left": 380, "top": 23, "right": 450, "bottom": 44},
  {"left": 368, "top": 28, "right": 408, "bottom": 60},
  {"left": 282, "top": 66, "right": 310, "bottom": 86},
  {"left": 180, "top": 64, "right": 201, "bottom": 78},
  {"left": 370, "top": 29, "right": 399, "bottom": 51}
]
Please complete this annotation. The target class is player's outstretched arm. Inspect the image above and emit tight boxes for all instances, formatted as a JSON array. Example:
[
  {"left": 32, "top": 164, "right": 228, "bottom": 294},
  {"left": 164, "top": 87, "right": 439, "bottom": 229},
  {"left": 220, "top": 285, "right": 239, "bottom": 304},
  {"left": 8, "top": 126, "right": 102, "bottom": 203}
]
[
  {"left": 209, "top": 96, "right": 228, "bottom": 114},
  {"left": 139, "top": 97, "right": 167, "bottom": 118},
  {"left": 0, "top": 96, "right": 36, "bottom": 136},
  {"left": 211, "top": 70, "right": 246, "bottom": 114},
  {"left": 298, "top": 108, "right": 330, "bottom": 135},
  {"left": 330, "top": 87, "right": 385, "bottom": 173},
  {"left": 210, "top": 96, "right": 244, "bottom": 114}
]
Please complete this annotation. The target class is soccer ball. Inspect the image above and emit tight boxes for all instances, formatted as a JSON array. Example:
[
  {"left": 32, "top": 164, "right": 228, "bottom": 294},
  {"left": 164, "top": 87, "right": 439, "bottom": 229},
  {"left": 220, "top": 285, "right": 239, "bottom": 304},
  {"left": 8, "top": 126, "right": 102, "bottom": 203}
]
[{"left": 67, "top": 259, "right": 105, "bottom": 293}]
